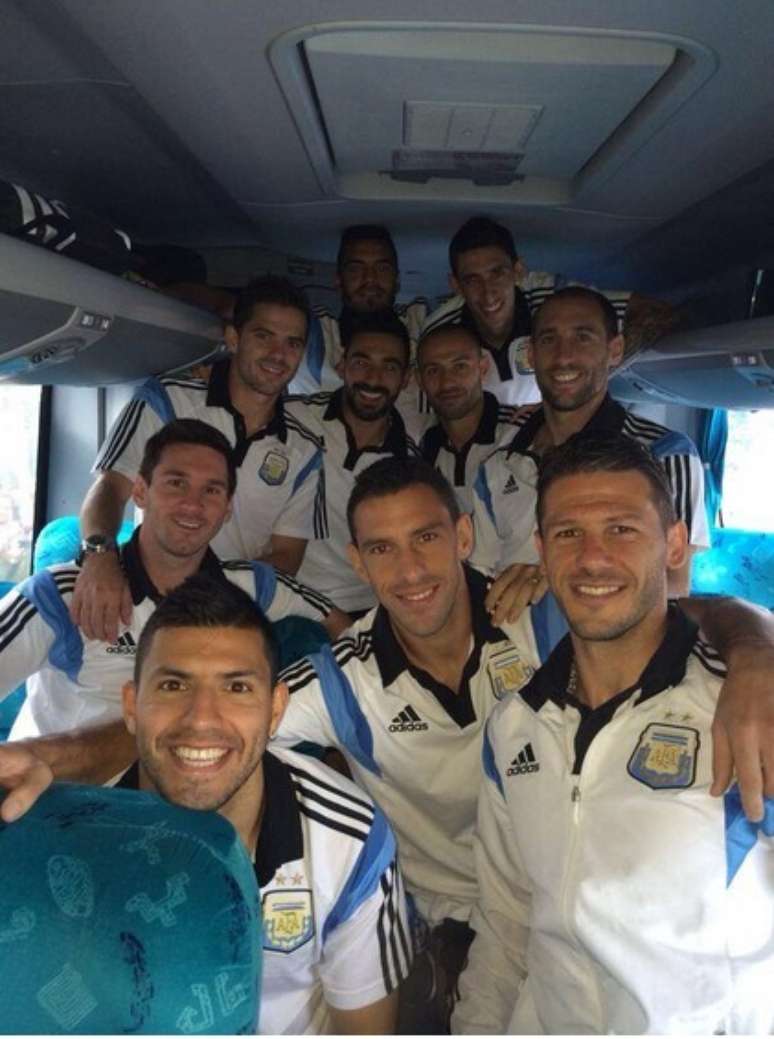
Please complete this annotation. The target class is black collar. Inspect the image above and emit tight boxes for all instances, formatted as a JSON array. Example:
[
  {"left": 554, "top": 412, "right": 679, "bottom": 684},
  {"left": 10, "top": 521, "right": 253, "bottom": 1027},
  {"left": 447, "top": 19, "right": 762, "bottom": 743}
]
[
  {"left": 323, "top": 387, "right": 412, "bottom": 469},
  {"left": 519, "top": 603, "right": 700, "bottom": 716},
  {"left": 206, "top": 358, "right": 288, "bottom": 449},
  {"left": 422, "top": 391, "right": 501, "bottom": 465},
  {"left": 458, "top": 291, "right": 532, "bottom": 382},
  {"left": 505, "top": 392, "right": 627, "bottom": 458},
  {"left": 370, "top": 565, "right": 505, "bottom": 727},
  {"left": 121, "top": 526, "right": 225, "bottom": 607},
  {"left": 117, "top": 751, "right": 303, "bottom": 889}
]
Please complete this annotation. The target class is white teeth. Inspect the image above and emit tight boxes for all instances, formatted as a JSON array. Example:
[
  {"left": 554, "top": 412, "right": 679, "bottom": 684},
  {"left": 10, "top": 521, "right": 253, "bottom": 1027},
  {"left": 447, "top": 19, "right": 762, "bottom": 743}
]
[
  {"left": 401, "top": 588, "right": 434, "bottom": 602},
  {"left": 173, "top": 746, "right": 228, "bottom": 764},
  {"left": 554, "top": 372, "right": 580, "bottom": 382},
  {"left": 576, "top": 585, "right": 620, "bottom": 596}
]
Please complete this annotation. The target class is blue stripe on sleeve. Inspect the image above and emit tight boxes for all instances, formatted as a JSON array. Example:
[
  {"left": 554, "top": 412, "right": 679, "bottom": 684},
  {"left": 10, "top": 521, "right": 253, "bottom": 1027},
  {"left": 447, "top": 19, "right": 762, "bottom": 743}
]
[
  {"left": 322, "top": 807, "right": 396, "bottom": 942},
  {"left": 292, "top": 448, "right": 323, "bottom": 495},
  {"left": 250, "top": 562, "right": 277, "bottom": 613},
  {"left": 482, "top": 723, "right": 504, "bottom": 797},
  {"left": 307, "top": 646, "right": 381, "bottom": 776},
  {"left": 530, "top": 593, "right": 569, "bottom": 663},
  {"left": 18, "top": 571, "right": 83, "bottom": 681},
  {"left": 650, "top": 430, "right": 699, "bottom": 459},
  {"left": 473, "top": 463, "right": 496, "bottom": 524},
  {"left": 134, "top": 377, "right": 176, "bottom": 424},
  {"left": 724, "top": 785, "right": 774, "bottom": 885}
]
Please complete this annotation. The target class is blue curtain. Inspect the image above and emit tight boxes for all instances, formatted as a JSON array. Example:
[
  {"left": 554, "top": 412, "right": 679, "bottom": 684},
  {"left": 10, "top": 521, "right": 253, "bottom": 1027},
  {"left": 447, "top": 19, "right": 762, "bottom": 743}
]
[{"left": 698, "top": 408, "right": 728, "bottom": 530}]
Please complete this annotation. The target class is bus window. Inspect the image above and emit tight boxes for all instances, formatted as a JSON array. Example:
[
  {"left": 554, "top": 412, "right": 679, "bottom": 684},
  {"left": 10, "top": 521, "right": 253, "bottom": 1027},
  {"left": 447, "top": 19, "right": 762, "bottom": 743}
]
[
  {"left": 0, "top": 385, "right": 43, "bottom": 582},
  {"left": 722, "top": 410, "right": 774, "bottom": 532}
]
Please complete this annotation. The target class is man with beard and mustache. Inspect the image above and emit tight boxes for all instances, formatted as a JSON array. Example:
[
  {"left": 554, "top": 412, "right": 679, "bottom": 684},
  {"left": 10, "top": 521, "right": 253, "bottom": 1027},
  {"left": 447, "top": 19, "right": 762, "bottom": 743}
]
[
  {"left": 470, "top": 286, "right": 709, "bottom": 617},
  {"left": 455, "top": 434, "right": 774, "bottom": 1035},
  {"left": 294, "top": 310, "right": 420, "bottom": 613},
  {"left": 288, "top": 224, "right": 428, "bottom": 438}
]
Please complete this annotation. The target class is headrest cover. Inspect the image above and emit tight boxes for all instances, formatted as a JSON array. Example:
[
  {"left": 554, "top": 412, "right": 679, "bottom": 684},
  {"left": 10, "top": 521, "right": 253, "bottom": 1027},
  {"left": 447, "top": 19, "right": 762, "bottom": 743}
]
[{"left": 0, "top": 783, "right": 261, "bottom": 1034}]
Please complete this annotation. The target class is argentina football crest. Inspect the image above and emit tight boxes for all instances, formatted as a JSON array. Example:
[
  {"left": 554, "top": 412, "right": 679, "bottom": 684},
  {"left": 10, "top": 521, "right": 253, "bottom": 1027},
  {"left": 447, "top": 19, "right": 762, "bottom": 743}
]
[
  {"left": 487, "top": 645, "right": 534, "bottom": 700},
  {"left": 627, "top": 723, "right": 699, "bottom": 790},
  {"left": 259, "top": 450, "right": 289, "bottom": 486},
  {"left": 262, "top": 889, "right": 314, "bottom": 953}
]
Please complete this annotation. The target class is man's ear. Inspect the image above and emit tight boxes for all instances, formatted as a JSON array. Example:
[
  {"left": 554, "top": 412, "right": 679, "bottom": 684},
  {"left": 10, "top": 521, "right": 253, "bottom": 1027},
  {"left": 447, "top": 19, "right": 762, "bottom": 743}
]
[
  {"left": 608, "top": 333, "right": 625, "bottom": 370},
  {"left": 665, "top": 520, "right": 689, "bottom": 573},
  {"left": 132, "top": 475, "right": 149, "bottom": 511},
  {"left": 224, "top": 323, "right": 239, "bottom": 355},
  {"left": 122, "top": 680, "right": 138, "bottom": 735},
  {"left": 534, "top": 528, "right": 546, "bottom": 568},
  {"left": 513, "top": 258, "right": 528, "bottom": 285},
  {"left": 478, "top": 350, "right": 491, "bottom": 378},
  {"left": 345, "top": 541, "right": 369, "bottom": 585},
  {"left": 526, "top": 337, "right": 536, "bottom": 371},
  {"left": 456, "top": 513, "right": 474, "bottom": 562},
  {"left": 449, "top": 271, "right": 461, "bottom": 297},
  {"left": 269, "top": 682, "right": 289, "bottom": 739}
]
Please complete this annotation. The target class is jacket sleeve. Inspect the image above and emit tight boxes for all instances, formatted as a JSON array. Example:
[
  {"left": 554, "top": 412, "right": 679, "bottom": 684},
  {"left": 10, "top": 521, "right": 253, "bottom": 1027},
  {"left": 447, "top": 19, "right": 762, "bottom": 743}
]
[{"left": 0, "top": 580, "right": 61, "bottom": 698}]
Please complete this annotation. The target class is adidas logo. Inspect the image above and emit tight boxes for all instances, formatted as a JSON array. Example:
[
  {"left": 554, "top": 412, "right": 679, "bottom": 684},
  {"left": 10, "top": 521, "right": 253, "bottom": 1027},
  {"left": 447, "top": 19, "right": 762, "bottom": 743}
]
[
  {"left": 506, "top": 742, "right": 539, "bottom": 776},
  {"left": 503, "top": 474, "right": 519, "bottom": 495},
  {"left": 389, "top": 705, "right": 429, "bottom": 733},
  {"left": 106, "top": 632, "right": 137, "bottom": 655}
]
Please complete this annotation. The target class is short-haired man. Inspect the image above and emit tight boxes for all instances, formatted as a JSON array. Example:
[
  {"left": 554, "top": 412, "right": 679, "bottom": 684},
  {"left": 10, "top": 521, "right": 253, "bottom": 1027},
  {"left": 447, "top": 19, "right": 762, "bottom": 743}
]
[
  {"left": 455, "top": 434, "right": 774, "bottom": 1035},
  {"left": 417, "top": 323, "right": 520, "bottom": 513},
  {"left": 295, "top": 310, "right": 421, "bottom": 613},
  {"left": 0, "top": 419, "right": 347, "bottom": 739},
  {"left": 4, "top": 574, "right": 410, "bottom": 1034},
  {"left": 422, "top": 216, "right": 668, "bottom": 408},
  {"left": 472, "top": 286, "right": 709, "bottom": 612},
  {"left": 288, "top": 224, "right": 428, "bottom": 436},
  {"left": 72, "top": 274, "right": 324, "bottom": 643}
]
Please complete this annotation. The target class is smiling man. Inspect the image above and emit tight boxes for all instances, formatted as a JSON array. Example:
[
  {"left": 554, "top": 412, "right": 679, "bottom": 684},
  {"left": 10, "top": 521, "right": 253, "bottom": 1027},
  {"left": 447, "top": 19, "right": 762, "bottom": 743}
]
[
  {"left": 71, "top": 275, "right": 324, "bottom": 643},
  {"left": 295, "top": 310, "right": 421, "bottom": 613},
  {"left": 0, "top": 419, "right": 346, "bottom": 739},
  {"left": 456, "top": 434, "right": 774, "bottom": 1035}
]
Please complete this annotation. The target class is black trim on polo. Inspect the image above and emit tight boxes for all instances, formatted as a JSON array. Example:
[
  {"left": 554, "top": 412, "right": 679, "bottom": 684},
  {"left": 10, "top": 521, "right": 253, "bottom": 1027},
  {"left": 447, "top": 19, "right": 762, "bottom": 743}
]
[
  {"left": 122, "top": 526, "right": 225, "bottom": 606},
  {"left": 518, "top": 604, "right": 699, "bottom": 773},
  {"left": 458, "top": 290, "right": 531, "bottom": 382},
  {"left": 370, "top": 566, "right": 506, "bottom": 728},
  {"left": 206, "top": 358, "right": 289, "bottom": 466},
  {"left": 323, "top": 387, "right": 413, "bottom": 470},
  {"left": 504, "top": 392, "right": 628, "bottom": 460},
  {"left": 421, "top": 392, "right": 502, "bottom": 486}
]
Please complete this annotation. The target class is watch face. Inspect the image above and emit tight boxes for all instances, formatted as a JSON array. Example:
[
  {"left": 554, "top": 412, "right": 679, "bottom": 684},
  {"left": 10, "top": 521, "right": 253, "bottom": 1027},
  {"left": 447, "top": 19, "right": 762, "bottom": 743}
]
[{"left": 82, "top": 535, "right": 115, "bottom": 552}]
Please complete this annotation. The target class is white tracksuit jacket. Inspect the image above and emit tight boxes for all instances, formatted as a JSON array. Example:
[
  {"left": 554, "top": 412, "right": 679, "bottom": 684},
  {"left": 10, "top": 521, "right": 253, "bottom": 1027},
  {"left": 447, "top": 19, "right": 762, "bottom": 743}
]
[{"left": 454, "top": 607, "right": 774, "bottom": 1035}]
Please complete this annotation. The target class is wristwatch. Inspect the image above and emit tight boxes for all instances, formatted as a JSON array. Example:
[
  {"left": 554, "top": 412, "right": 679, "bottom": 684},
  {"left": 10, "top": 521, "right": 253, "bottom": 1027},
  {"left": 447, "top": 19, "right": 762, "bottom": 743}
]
[{"left": 76, "top": 533, "right": 117, "bottom": 566}]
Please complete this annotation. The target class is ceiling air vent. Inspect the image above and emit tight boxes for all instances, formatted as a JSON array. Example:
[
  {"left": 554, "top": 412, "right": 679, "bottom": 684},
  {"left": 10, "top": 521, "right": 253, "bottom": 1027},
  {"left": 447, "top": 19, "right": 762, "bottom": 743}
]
[{"left": 390, "top": 149, "right": 524, "bottom": 186}]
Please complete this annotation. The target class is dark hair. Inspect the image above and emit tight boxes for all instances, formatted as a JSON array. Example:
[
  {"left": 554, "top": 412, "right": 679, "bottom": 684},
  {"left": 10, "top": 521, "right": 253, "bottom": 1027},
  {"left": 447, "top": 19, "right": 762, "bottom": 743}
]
[
  {"left": 533, "top": 286, "right": 620, "bottom": 342},
  {"left": 449, "top": 216, "right": 517, "bottom": 276},
  {"left": 139, "top": 419, "right": 237, "bottom": 497},
  {"left": 337, "top": 225, "right": 398, "bottom": 272},
  {"left": 341, "top": 309, "right": 411, "bottom": 367},
  {"left": 416, "top": 322, "right": 482, "bottom": 365},
  {"left": 231, "top": 274, "right": 311, "bottom": 335},
  {"left": 347, "top": 457, "right": 461, "bottom": 543},
  {"left": 536, "top": 431, "right": 677, "bottom": 533},
  {"left": 134, "top": 573, "right": 279, "bottom": 685}
]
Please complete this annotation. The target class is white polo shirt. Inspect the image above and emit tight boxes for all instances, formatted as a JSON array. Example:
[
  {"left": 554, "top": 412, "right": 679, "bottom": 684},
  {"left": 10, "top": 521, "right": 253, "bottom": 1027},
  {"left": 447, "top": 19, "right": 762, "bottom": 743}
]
[
  {"left": 455, "top": 607, "right": 774, "bottom": 1035},
  {"left": 288, "top": 300, "right": 429, "bottom": 439},
  {"left": 94, "top": 358, "right": 324, "bottom": 560},
  {"left": 0, "top": 530, "right": 337, "bottom": 739},
  {"left": 421, "top": 272, "right": 630, "bottom": 408},
  {"left": 419, "top": 391, "right": 519, "bottom": 513},
  {"left": 274, "top": 566, "right": 550, "bottom": 926},
  {"left": 294, "top": 389, "right": 420, "bottom": 612},
  {"left": 470, "top": 393, "right": 711, "bottom": 575},
  {"left": 119, "top": 747, "right": 411, "bottom": 1035}
]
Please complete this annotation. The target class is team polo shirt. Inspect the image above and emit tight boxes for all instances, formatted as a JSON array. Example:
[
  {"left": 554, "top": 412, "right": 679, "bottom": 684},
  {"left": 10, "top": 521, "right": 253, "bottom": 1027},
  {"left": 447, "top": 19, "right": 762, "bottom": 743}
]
[
  {"left": 422, "top": 272, "right": 630, "bottom": 408},
  {"left": 118, "top": 747, "right": 411, "bottom": 1035},
  {"left": 288, "top": 300, "right": 429, "bottom": 439},
  {"left": 0, "top": 529, "right": 336, "bottom": 740},
  {"left": 419, "top": 391, "right": 519, "bottom": 513},
  {"left": 456, "top": 607, "right": 774, "bottom": 1035},
  {"left": 294, "top": 388, "right": 420, "bottom": 612},
  {"left": 274, "top": 566, "right": 557, "bottom": 927},
  {"left": 94, "top": 358, "right": 323, "bottom": 560},
  {"left": 470, "top": 392, "right": 711, "bottom": 574}
]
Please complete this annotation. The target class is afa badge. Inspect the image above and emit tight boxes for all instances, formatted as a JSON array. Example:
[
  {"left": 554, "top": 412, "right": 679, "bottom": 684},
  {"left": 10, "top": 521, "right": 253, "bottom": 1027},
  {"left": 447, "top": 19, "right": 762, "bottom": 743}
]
[
  {"left": 262, "top": 889, "right": 314, "bottom": 953},
  {"left": 627, "top": 723, "right": 699, "bottom": 790},
  {"left": 259, "top": 450, "right": 289, "bottom": 486},
  {"left": 487, "top": 646, "right": 534, "bottom": 700}
]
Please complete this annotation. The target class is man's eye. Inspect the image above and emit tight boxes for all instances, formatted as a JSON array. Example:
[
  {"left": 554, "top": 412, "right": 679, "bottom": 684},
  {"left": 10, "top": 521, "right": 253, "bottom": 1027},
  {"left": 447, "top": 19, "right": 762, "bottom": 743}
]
[
  {"left": 367, "top": 544, "right": 389, "bottom": 555},
  {"left": 418, "top": 531, "right": 438, "bottom": 544},
  {"left": 554, "top": 528, "right": 580, "bottom": 539},
  {"left": 159, "top": 679, "right": 184, "bottom": 692},
  {"left": 228, "top": 681, "right": 252, "bottom": 694},
  {"left": 611, "top": 524, "right": 637, "bottom": 535}
]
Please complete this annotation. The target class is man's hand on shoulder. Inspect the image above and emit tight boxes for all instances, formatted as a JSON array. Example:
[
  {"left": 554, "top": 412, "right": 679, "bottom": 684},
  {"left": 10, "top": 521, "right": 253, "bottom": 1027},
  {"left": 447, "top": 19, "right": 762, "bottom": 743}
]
[
  {"left": 485, "top": 563, "right": 547, "bottom": 626},
  {"left": 70, "top": 551, "right": 132, "bottom": 643},
  {"left": 0, "top": 741, "right": 53, "bottom": 822}
]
